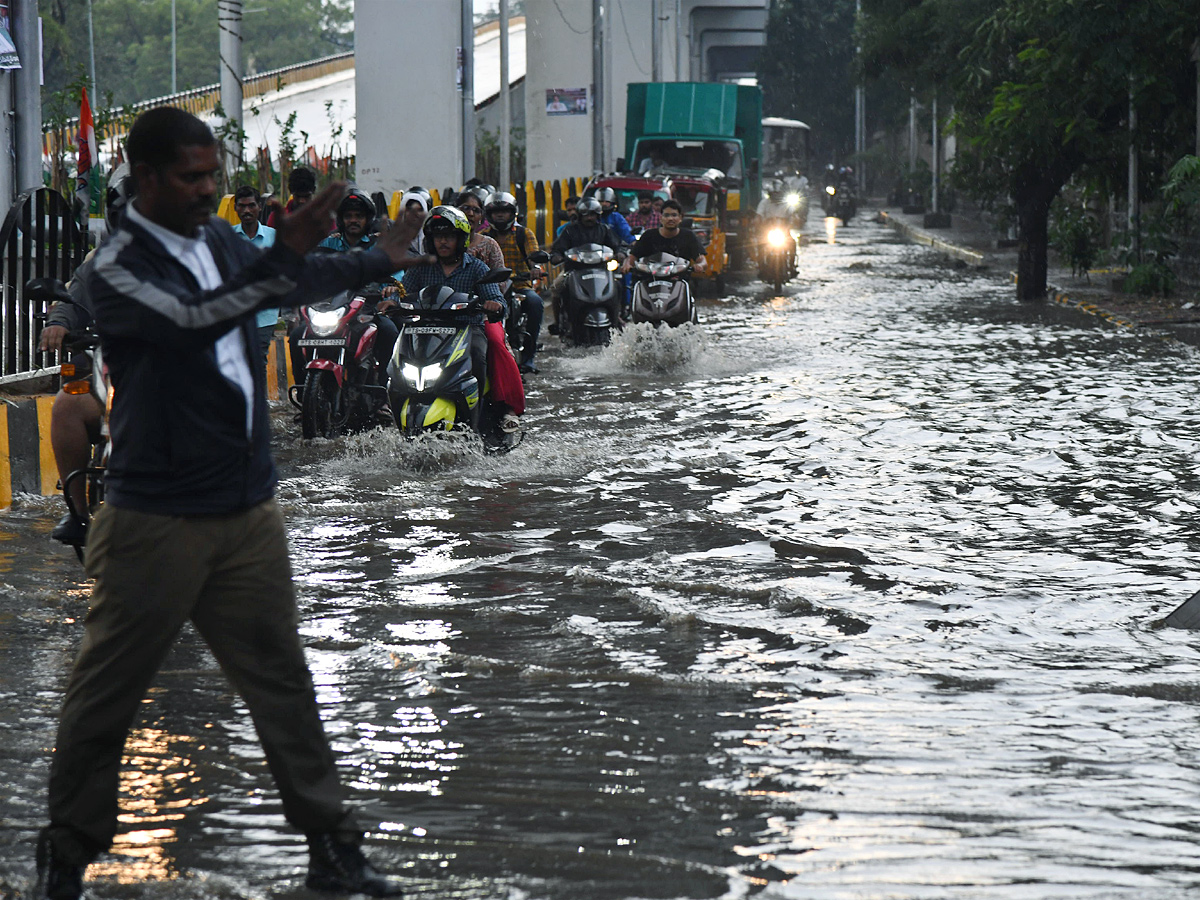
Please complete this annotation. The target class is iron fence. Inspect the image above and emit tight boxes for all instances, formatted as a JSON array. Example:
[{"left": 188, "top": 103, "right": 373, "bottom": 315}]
[{"left": 0, "top": 188, "right": 87, "bottom": 378}]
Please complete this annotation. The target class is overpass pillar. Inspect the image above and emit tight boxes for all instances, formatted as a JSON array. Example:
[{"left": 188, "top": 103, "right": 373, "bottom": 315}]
[
  {"left": 355, "top": 0, "right": 464, "bottom": 195},
  {"left": 523, "top": 0, "right": 595, "bottom": 181}
]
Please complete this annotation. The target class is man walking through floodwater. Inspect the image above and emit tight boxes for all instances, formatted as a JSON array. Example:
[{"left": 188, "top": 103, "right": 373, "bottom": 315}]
[{"left": 35, "top": 107, "right": 426, "bottom": 900}]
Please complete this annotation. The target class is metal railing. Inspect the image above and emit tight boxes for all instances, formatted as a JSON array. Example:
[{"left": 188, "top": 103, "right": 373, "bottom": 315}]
[{"left": 0, "top": 188, "right": 87, "bottom": 378}]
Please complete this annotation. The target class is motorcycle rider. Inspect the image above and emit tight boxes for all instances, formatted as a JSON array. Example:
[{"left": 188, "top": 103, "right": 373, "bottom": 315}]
[
  {"left": 35, "top": 167, "right": 134, "bottom": 546},
  {"left": 400, "top": 207, "right": 518, "bottom": 432},
  {"left": 624, "top": 191, "right": 662, "bottom": 232},
  {"left": 290, "top": 188, "right": 399, "bottom": 389},
  {"left": 755, "top": 180, "right": 799, "bottom": 270},
  {"left": 399, "top": 186, "right": 432, "bottom": 254},
  {"left": 482, "top": 191, "right": 545, "bottom": 374},
  {"left": 548, "top": 196, "right": 625, "bottom": 333},
  {"left": 624, "top": 199, "right": 708, "bottom": 274},
  {"left": 593, "top": 186, "right": 634, "bottom": 245}
]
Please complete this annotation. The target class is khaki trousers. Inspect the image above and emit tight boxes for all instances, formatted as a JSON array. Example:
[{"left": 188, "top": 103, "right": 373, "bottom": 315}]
[{"left": 46, "top": 499, "right": 353, "bottom": 864}]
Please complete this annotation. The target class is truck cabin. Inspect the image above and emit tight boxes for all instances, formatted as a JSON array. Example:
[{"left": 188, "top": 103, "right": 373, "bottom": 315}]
[{"left": 632, "top": 139, "right": 744, "bottom": 181}]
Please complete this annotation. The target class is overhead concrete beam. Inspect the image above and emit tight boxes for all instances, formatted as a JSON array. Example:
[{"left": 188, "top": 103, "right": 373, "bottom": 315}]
[
  {"left": 681, "top": 0, "right": 768, "bottom": 80},
  {"left": 698, "top": 29, "right": 766, "bottom": 81}
]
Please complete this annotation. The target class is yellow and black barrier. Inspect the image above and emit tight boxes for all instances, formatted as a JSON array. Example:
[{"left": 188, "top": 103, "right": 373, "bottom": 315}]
[{"left": 0, "top": 335, "right": 294, "bottom": 509}]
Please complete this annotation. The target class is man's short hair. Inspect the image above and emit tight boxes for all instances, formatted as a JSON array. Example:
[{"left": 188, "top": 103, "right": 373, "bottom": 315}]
[
  {"left": 288, "top": 166, "right": 316, "bottom": 194},
  {"left": 637, "top": 191, "right": 654, "bottom": 202},
  {"left": 234, "top": 185, "right": 261, "bottom": 204},
  {"left": 661, "top": 199, "right": 683, "bottom": 214},
  {"left": 125, "top": 106, "right": 215, "bottom": 171},
  {"left": 565, "top": 195, "right": 579, "bottom": 205}
]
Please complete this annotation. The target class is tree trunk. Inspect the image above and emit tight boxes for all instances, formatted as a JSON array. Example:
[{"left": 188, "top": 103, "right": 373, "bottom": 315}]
[
  {"left": 1015, "top": 190, "right": 1052, "bottom": 300},
  {"left": 1012, "top": 155, "right": 1080, "bottom": 302}
]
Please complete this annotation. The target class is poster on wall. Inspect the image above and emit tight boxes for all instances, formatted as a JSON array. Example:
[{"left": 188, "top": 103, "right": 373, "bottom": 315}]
[
  {"left": 546, "top": 88, "right": 587, "bottom": 116},
  {"left": 0, "top": 15, "right": 19, "bottom": 70}
]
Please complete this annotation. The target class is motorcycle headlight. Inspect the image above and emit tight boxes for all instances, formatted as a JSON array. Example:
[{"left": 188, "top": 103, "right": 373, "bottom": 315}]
[
  {"left": 785, "top": 193, "right": 800, "bottom": 208},
  {"left": 825, "top": 185, "right": 836, "bottom": 196},
  {"left": 767, "top": 228, "right": 787, "bottom": 248},
  {"left": 607, "top": 259, "right": 620, "bottom": 271},
  {"left": 402, "top": 362, "right": 443, "bottom": 392},
  {"left": 309, "top": 309, "right": 343, "bottom": 336}
]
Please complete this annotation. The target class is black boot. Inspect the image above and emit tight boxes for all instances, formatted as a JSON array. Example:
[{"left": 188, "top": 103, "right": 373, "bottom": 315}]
[
  {"left": 50, "top": 512, "right": 87, "bottom": 547},
  {"left": 305, "top": 833, "right": 403, "bottom": 897},
  {"left": 36, "top": 829, "right": 85, "bottom": 900}
]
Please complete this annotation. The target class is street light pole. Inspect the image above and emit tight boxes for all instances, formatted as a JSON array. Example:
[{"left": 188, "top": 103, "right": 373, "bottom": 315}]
[
  {"left": 87, "top": 0, "right": 97, "bottom": 100},
  {"left": 499, "top": 0, "right": 510, "bottom": 190},
  {"left": 592, "top": 0, "right": 604, "bottom": 172},
  {"left": 651, "top": 0, "right": 660, "bottom": 82},
  {"left": 171, "top": 0, "right": 177, "bottom": 93}
]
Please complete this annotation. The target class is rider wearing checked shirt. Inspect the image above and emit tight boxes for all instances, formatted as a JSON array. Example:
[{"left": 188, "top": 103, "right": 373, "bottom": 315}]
[{"left": 400, "top": 206, "right": 510, "bottom": 425}]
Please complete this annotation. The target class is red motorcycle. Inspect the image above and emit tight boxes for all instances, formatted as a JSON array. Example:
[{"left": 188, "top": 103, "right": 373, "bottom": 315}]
[{"left": 290, "top": 290, "right": 389, "bottom": 438}]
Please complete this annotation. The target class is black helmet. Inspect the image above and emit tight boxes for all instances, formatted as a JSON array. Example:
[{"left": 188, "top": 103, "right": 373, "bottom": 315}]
[
  {"left": 484, "top": 191, "right": 519, "bottom": 231},
  {"left": 577, "top": 196, "right": 602, "bottom": 220},
  {"left": 456, "top": 185, "right": 490, "bottom": 210},
  {"left": 423, "top": 205, "right": 471, "bottom": 255},
  {"left": 337, "top": 186, "right": 376, "bottom": 234},
  {"left": 105, "top": 162, "right": 132, "bottom": 231}
]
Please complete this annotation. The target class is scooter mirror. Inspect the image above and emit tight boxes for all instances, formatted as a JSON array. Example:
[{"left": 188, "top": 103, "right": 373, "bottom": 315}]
[
  {"left": 477, "top": 267, "right": 514, "bottom": 286},
  {"left": 527, "top": 250, "right": 550, "bottom": 264}
]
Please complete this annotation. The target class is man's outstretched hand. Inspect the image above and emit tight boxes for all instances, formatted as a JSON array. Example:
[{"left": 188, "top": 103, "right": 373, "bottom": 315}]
[
  {"left": 375, "top": 206, "right": 435, "bottom": 270},
  {"left": 275, "top": 181, "right": 346, "bottom": 256}
]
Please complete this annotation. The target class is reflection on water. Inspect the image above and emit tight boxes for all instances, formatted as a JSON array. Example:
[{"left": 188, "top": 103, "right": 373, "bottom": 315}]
[
  {"left": 5, "top": 215, "right": 1200, "bottom": 897},
  {"left": 823, "top": 215, "right": 839, "bottom": 243}
]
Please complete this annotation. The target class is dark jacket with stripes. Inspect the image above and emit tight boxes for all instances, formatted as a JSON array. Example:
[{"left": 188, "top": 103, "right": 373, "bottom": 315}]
[{"left": 88, "top": 213, "right": 394, "bottom": 515}]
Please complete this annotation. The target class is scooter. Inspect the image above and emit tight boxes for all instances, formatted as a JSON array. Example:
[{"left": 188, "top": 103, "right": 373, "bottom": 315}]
[
  {"left": 556, "top": 243, "right": 620, "bottom": 346},
  {"left": 629, "top": 252, "right": 697, "bottom": 326},
  {"left": 504, "top": 250, "right": 550, "bottom": 368},
  {"left": 386, "top": 267, "right": 518, "bottom": 453},
  {"left": 290, "top": 290, "right": 388, "bottom": 439},
  {"left": 757, "top": 219, "right": 798, "bottom": 293}
]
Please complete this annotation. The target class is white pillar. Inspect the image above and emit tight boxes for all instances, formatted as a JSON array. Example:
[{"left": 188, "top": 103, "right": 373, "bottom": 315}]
[{"left": 356, "top": 0, "right": 463, "bottom": 194}]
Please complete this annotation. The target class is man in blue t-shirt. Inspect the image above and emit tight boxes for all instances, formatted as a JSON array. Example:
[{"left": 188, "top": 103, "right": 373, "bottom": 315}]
[{"left": 232, "top": 185, "right": 279, "bottom": 368}]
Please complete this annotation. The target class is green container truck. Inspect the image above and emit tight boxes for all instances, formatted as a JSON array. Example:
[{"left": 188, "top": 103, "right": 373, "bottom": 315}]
[{"left": 622, "top": 81, "right": 763, "bottom": 263}]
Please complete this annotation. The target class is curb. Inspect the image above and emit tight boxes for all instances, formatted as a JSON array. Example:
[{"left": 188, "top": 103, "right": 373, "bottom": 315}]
[
  {"left": 0, "top": 335, "right": 295, "bottom": 510},
  {"left": 878, "top": 210, "right": 986, "bottom": 268},
  {"left": 1048, "top": 287, "right": 1137, "bottom": 330}
]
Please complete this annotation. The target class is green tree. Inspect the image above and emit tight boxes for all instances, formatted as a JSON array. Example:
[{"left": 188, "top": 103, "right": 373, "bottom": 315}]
[
  {"left": 861, "top": 0, "right": 1199, "bottom": 300},
  {"left": 42, "top": 0, "right": 351, "bottom": 110}
]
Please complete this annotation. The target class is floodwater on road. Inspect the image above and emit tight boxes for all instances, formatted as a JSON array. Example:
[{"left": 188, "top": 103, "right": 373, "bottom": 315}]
[{"left": 4, "top": 214, "right": 1200, "bottom": 899}]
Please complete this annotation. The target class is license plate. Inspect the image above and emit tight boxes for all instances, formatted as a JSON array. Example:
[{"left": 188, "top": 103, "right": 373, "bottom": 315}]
[
  {"left": 296, "top": 338, "right": 345, "bottom": 347},
  {"left": 650, "top": 280, "right": 673, "bottom": 289},
  {"left": 405, "top": 326, "right": 457, "bottom": 336}
]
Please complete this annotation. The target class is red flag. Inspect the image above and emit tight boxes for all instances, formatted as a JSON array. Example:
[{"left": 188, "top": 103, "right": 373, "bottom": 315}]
[{"left": 76, "top": 87, "right": 98, "bottom": 215}]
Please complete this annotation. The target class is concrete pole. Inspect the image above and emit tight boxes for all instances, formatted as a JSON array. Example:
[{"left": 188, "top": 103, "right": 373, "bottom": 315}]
[
  {"left": 461, "top": 0, "right": 475, "bottom": 183},
  {"left": 931, "top": 92, "right": 939, "bottom": 213},
  {"left": 592, "top": 0, "right": 604, "bottom": 173},
  {"left": 13, "top": 0, "right": 41, "bottom": 193},
  {"left": 217, "top": 0, "right": 243, "bottom": 179},
  {"left": 0, "top": 73, "right": 13, "bottom": 207},
  {"left": 908, "top": 92, "right": 916, "bottom": 175},
  {"left": 1128, "top": 80, "right": 1139, "bottom": 258},
  {"left": 853, "top": 0, "right": 864, "bottom": 194},
  {"left": 499, "top": 0, "right": 510, "bottom": 190},
  {"left": 651, "top": 0, "right": 661, "bottom": 82}
]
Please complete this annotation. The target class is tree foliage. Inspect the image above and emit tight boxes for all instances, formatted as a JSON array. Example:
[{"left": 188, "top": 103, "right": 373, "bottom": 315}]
[
  {"left": 42, "top": 0, "right": 351, "bottom": 109},
  {"left": 861, "top": 0, "right": 1200, "bottom": 298}
]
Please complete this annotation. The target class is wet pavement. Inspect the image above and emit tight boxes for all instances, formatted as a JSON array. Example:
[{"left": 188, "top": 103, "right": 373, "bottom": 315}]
[{"left": 4, "top": 213, "right": 1200, "bottom": 899}]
